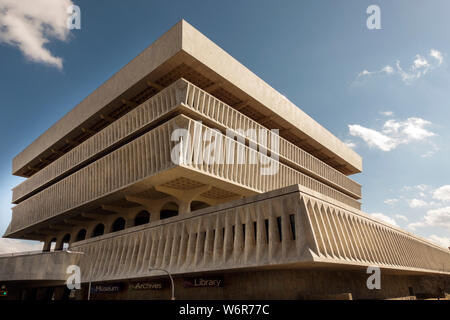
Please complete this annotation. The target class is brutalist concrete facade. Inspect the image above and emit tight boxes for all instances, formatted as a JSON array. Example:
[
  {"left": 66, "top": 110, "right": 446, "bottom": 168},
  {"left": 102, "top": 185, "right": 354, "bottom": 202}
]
[{"left": 1, "top": 20, "right": 449, "bottom": 300}]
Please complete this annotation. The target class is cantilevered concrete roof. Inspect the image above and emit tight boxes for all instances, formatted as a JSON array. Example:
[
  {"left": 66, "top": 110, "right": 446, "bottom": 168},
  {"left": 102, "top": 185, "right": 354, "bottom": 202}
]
[{"left": 13, "top": 20, "right": 362, "bottom": 177}]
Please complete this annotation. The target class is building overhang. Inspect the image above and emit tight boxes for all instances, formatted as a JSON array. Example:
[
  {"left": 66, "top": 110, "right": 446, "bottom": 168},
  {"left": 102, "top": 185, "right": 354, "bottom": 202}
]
[
  {"left": 13, "top": 20, "right": 362, "bottom": 178},
  {"left": 6, "top": 115, "right": 361, "bottom": 240}
]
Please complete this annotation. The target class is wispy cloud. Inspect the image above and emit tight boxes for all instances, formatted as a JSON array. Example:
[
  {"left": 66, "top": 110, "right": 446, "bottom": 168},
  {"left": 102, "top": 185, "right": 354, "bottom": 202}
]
[
  {"left": 0, "top": 0, "right": 73, "bottom": 69},
  {"left": 429, "top": 49, "right": 443, "bottom": 65},
  {"left": 344, "top": 140, "right": 356, "bottom": 149},
  {"left": 348, "top": 118, "right": 435, "bottom": 151},
  {"left": 432, "top": 185, "right": 450, "bottom": 202},
  {"left": 427, "top": 234, "right": 450, "bottom": 248},
  {"left": 384, "top": 198, "right": 398, "bottom": 205},
  {"left": 355, "top": 49, "right": 444, "bottom": 85},
  {"left": 402, "top": 184, "right": 430, "bottom": 192},
  {"left": 369, "top": 213, "right": 398, "bottom": 226},
  {"left": 380, "top": 111, "right": 394, "bottom": 117},
  {"left": 408, "top": 206, "right": 450, "bottom": 231},
  {"left": 348, "top": 117, "right": 435, "bottom": 152},
  {"left": 394, "top": 214, "right": 408, "bottom": 222},
  {"left": 348, "top": 125, "right": 397, "bottom": 151},
  {"left": 408, "top": 198, "right": 428, "bottom": 208},
  {"left": 379, "top": 184, "right": 450, "bottom": 240},
  {"left": 421, "top": 150, "right": 435, "bottom": 158},
  {"left": 357, "top": 65, "right": 394, "bottom": 78}
]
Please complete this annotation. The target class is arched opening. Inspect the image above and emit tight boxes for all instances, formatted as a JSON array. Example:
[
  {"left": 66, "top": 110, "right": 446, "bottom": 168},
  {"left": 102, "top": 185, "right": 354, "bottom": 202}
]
[
  {"left": 61, "top": 233, "right": 71, "bottom": 251},
  {"left": 190, "top": 201, "right": 209, "bottom": 212},
  {"left": 91, "top": 223, "right": 105, "bottom": 238},
  {"left": 111, "top": 217, "right": 126, "bottom": 232},
  {"left": 75, "top": 229, "right": 87, "bottom": 242},
  {"left": 134, "top": 210, "right": 150, "bottom": 226},
  {"left": 160, "top": 202, "right": 179, "bottom": 220},
  {"left": 46, "top": 237, "right": 57, "bottom": 252}
]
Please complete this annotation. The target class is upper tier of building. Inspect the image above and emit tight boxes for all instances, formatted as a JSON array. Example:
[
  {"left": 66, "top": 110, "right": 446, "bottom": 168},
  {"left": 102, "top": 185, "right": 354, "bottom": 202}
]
[{"left": 12, "top": 20, "right": 362, "bottom": 178}]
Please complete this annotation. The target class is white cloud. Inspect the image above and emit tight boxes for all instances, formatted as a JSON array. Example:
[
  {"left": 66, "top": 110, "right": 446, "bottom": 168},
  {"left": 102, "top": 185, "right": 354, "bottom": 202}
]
[
  {"left": 402, "top": 184, "right": 430, "bottom": 192},
  {"left": 380, "top": 111, "right": 394, "bottom": 117},
  {"left": 429, "top": 49, "right": 443, "bottom": 65},
  {"left": 344, "top": 140, "right": 356, "bottom": 149},
  {"left": 0, "top": 0, "right": 73, "bottom": 69},
  {"left": 369, "top": 213, "right": 398, "bottom": 226},
  {"left": 381, "top": 65, "right": 394, "bottom": 74},
  {"left": 427, "top": 234, "right": 450, "bottom": 248},
  {"left": 394, "top": 214, "right": 408, "bottom": 222},
  {"left": 408, "top": 206, "right": 450, "bottom": 230},
  {"left": 408, "top": 199, "right": 428, "bottom": 208},
  {"left": 0, "top": 238, "right": 43, "bottom": 254},
  {"left": 396, "top": 57, "right": 431, "bottom": 83},
  {"left": 421, "top": 151, "right": 435, "bottom": 158},
  {"left": 382, "top": 118, "right": 435, "bottom": 141},
  {"left": 415, "top": 184, "right": 428, "bottom": 191},
  {"left": 348, "top": 124, "right": 397, "bottom": 151},
  {"left": 384, "top": 198, "right": 398, "bottom": 205},
  {"left": 357, "top": 69, "right": 372, "bottom": 77},
  {"left": 412, "top": 54, "right": 429, "bottom": 70},
  {"left": 432, "top": 185, "right": 450, "bottom": 202},
  {"left": 356, "top": 65, "right": 393, "bottom": 80},
  {"left": 349, "top": 117, "right": 435, "bottom": 152},
  {"left": 356, "top": 50, "right": 444, "bottom": 84}
]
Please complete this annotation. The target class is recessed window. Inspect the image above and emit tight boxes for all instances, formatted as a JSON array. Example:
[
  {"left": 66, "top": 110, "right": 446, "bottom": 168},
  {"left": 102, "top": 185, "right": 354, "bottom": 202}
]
[
  {"left": 289, "top": 214, "right": 296, "bottom": 240},
  {"left": 75, "top": 229, "right": 87, "bottom": 242},
  {"left": 134, "top": 210, "right": 150, "bottom": 226},
  {"left": 111, "top": 217, "right": 126, "bottom": 232},
  {"left": 190, "top": 201, "right": 209, "bottom": 211},
  {"left": 264, "top": 219, "right": 269, "bottom": 243},
  {"left": 49, "top": 237, "right": 57, "bottom": 252},
  {"left": 276, "top": 216, "right": 282, "bottom": 242},
  {"left": 160, "top": 202, "right": 179, "bottom": 220},
  {"left": 92, "top": 223, "right": 105, "bottom": 238},
  {"left": 61, "top": 233, "right": 71, "bottom": 250}
]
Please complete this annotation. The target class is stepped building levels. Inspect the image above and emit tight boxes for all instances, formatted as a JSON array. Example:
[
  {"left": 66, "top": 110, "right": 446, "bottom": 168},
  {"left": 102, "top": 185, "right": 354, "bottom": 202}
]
[{"left": 1, "top": 20, "right": 449, "bottom": 300}]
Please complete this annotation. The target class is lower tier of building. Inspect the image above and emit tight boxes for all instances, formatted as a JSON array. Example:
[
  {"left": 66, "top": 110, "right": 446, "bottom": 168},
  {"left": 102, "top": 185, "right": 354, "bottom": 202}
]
[
  {"left": 0, "top": 184, "right": 449, "bottom": 300},
  {"left": 1, "top": 268, "right": 449, "bottom": 300}
]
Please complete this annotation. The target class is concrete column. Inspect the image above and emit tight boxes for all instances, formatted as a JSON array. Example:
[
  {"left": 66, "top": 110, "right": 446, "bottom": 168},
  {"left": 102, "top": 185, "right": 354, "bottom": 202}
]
[
  {"left": 42, "top": 238, "right": 52, "bottom": 252},
  {"left": 124, "top": 195, "right": 174, "bottom": 222},
  {"left": 155, "top": 184, "right": 212, "bottom": 214},
  {"left": 101, "top": 205, "right": 143, "bottom": 229},
  {"left": 54, "top": 236, "right": 64, "bottom": 251}
]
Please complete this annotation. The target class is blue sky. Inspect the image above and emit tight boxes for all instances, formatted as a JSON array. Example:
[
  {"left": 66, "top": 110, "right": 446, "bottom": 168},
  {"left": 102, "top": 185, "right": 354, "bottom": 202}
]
[{"left": 0, "top": 0, "right": 449, "bottom": 252}]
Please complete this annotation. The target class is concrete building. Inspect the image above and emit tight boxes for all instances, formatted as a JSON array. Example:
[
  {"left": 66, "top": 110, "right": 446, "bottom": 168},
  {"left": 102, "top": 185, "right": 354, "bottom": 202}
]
[{"left": 1, "top": 20, "right": 449, "bottom": 300}]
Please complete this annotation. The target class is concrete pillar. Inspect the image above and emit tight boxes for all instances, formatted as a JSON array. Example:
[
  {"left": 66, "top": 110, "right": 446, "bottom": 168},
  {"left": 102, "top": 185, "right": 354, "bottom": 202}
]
[
  {"left": 125, "top": 196, "right": 176, "bottom": 222},
  {"left": 42, "top": 238, "right": 52, "bottom": 252},
  {"left": 155, "top": 184, "right": 212, "bottom": 214},
  {"left": 54, "top": 237, "right": 64, "bottom": 251}
]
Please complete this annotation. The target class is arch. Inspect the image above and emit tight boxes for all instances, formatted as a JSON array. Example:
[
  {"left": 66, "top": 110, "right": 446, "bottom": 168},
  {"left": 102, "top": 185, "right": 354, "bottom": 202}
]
[
  {"left": 61, "top": 233, "right": 71, "bottom": 251},
  {"left": 91, "top": 223, "right": 105, "bottom": 238},
  {"left": 45, "top": 237, "right": 57, "bottom": 252},
  {"left": 75, "top": 229, "right": 87, "bottom": 242},
  {"left": 160, "top": 202, "right": 179, "bottom": 220},
  {"left": 190, "top": 201, "right": 209, "bottom": 212},
  {"left": 134, "top": 210, "right": 150, "bottom": 226},
  {"left": 110, "top": 217, "right": 126, "bottom": 232}
]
